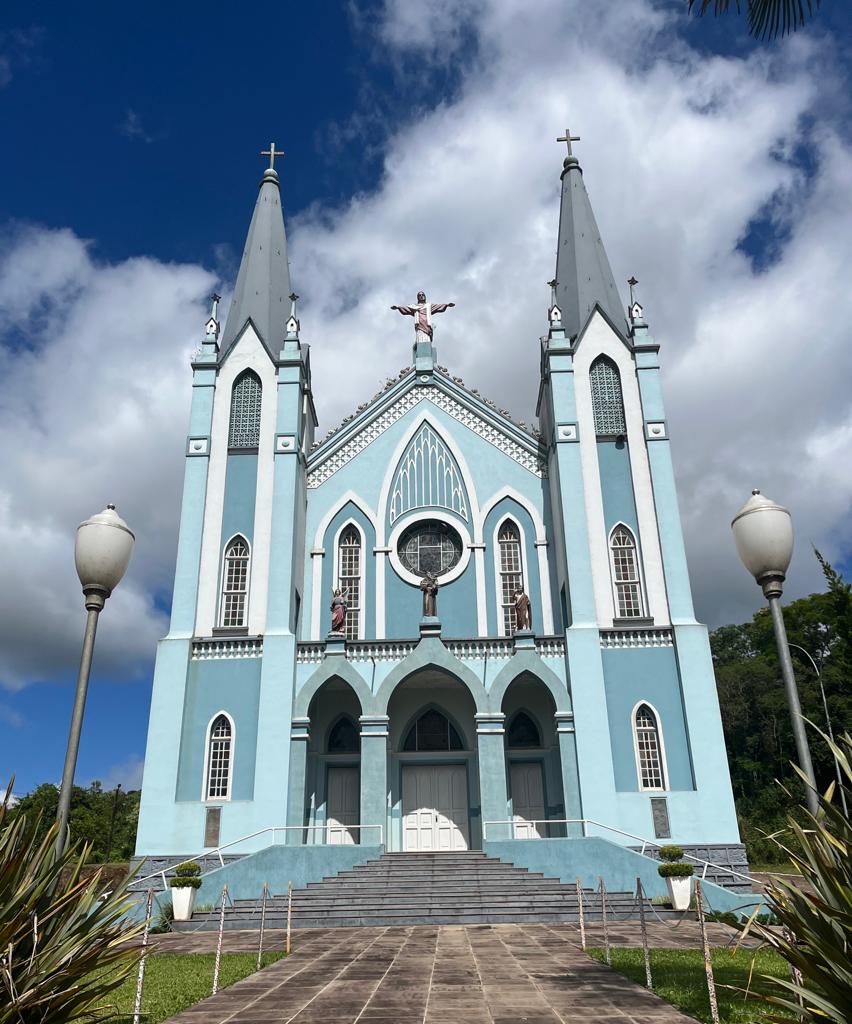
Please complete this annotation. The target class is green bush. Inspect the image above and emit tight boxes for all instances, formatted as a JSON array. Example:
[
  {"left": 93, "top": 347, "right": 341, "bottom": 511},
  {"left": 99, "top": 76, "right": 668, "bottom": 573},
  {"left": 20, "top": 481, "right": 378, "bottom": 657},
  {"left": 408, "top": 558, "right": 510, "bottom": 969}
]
[
  {"left": 658, "top": 861, "right": 695, "bottom": 878},
  {"left": 658, "top": 844, "right": 685, "bottom": 862},
  {"left": 174, "top": 861, "right": 201, "bottom": 876},
  {"left": 169, "top": 875, "right": 201, "bottom": 889}
]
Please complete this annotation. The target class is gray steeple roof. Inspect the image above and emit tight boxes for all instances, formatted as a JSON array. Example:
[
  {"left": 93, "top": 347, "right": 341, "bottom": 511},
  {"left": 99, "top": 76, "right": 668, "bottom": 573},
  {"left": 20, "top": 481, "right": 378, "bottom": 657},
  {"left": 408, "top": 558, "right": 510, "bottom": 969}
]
[
  {"left": 220, "top": 167, "right": 292, "bottom": 361},
  {"left": 554, "top": 154, "right": 627, "bottom": 341}
]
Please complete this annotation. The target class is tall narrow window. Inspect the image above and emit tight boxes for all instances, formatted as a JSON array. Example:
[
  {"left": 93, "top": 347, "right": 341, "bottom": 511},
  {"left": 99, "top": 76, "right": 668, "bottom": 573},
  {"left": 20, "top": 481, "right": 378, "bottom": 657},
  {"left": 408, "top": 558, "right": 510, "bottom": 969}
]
[
  {"left": 206, "top": 714, "right": 233, "bottom": 800},
  {"left": 634, "top": 704, "right": 666, "bottom": 790},
  {"left": 590, "top": 356, "right": 626, "bottom": 436},
  {"left": 337, "top": 526, "right": 361, "bottom": 641},
  {"left": 220, "top": 536, "right": 250, "bottom": 627},
  {"left": 610, "top": 526, "right": 643, "bottom": 618},
  {"left": 498, "top": 521, "right": 524, "bottom": 634},
  {"left": 228, "top": 370, "right": 262, "bottom": 449}
]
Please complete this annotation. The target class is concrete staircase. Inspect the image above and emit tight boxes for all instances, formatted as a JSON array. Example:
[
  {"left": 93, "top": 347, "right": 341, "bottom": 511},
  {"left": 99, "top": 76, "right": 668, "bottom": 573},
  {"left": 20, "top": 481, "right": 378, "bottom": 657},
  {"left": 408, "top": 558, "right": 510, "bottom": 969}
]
[{"left": 182, "top": 850, "right": 662, "bottom": 930}]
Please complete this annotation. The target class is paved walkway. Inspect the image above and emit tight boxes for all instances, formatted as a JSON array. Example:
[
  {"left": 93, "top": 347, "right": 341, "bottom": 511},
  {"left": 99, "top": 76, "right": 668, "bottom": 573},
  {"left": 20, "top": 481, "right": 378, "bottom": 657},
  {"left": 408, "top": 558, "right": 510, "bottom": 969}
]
[{"left": 163, "top": 923, "right": 701, "bottom": 1023}]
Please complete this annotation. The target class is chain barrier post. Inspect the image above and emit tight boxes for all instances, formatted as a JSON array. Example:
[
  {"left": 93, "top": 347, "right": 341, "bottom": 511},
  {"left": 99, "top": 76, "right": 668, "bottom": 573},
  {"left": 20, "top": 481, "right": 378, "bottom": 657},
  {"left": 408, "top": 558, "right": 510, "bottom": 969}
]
[
  {"left": 575, "top": 877, "right": 586, "bottom": 951},
  {"left": 256, "top": 881, "right": 269, "bottom": 972},
  {"left": 132, "top": 888, "right": 154, "bottom": 1024},
  {"left": 782, "top": 926, "right": 804, "bottom": 1012},
  {"left": 695, "top": 879, "right": 720, "bottom": 1024},
  {"left": 212, "top": 884, "right": 228, "bottom": 996},
  {"left": 286, "top": 879, "right": 293, "bottom": 955},
  {"left": 598, "top": 876, "right": 610, "bottom": 966},
  {"left": 636, "top": 877, "right": 652, "bottom": 989}
]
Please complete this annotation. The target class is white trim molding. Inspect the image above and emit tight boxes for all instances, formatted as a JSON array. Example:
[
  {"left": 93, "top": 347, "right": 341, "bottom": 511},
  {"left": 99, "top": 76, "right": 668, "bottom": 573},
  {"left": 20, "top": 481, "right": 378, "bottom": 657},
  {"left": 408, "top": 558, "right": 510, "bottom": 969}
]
[
  {"left": 201, "top": 710, "right": 236, "bottom": 802},
  {"left": 387, "top": 510, "right": 472, "bottom": 586},
  {"left": 332, "top": 517, "right": 367, "bottom": 641},
  {"left": 607, "top": 521, "right": 648, "bottom": 621},
  {"left": 631, "top": 700, "right": 669, "bottom": 792},
  {"left": 217, "top": 533, "right": 252, "bottom": 628}
]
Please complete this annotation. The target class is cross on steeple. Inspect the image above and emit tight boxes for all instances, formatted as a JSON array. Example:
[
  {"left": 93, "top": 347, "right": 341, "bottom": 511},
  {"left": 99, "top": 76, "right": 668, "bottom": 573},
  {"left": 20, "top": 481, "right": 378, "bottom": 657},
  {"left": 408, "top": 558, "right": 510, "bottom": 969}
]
[
  {"left": 260, "top": 142, "right": 284, "bottom": 169},
  {"left": 556, "top": 128, "right": 581, "bottom": 158}
]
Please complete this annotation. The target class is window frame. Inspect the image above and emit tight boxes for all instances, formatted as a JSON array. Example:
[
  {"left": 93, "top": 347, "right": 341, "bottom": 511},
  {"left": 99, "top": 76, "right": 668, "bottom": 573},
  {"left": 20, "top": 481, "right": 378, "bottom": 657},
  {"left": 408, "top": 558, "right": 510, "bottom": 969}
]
[
  {"left": 505, "top": 711, "right": 542, "bottom": 749},
  {"left": 608, "top": 523, "right": 646, "bottom": 620},
  {"left": 333, "top": 519, "right": 366, "bottom": 641},
  {"left": 227, "top": 369, "right": 263, "bottom": 450},
  {"left": 492, "top": 517, "right": 527, "bottom": 637},
  {"left": 218, "top": 534, "right": 251, "bottom": 629},
  {"left": 589, "top": 355, "right": 627, "bottom": 437},
  {"left": 631, "top": 701, "right": 669, "bottom": 792},
  {"left": 202, "top": 711, "right": 235, "bottom": 802}
]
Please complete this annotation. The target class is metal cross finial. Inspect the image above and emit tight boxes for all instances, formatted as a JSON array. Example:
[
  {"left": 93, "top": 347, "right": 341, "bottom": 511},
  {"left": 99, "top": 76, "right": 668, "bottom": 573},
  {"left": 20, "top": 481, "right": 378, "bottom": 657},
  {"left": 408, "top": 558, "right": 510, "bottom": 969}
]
[
  {"left": 289, "top": 292, "right": 299, "bottom": 317},
  {"left": 260, "top": 143, "right": 284, "bottom": 169},
  {"left": 556, "top": 128, "right": 581, "bottom": 157},
  {"left": 628, "top": 277, "right": 638, "bottom": 304}
]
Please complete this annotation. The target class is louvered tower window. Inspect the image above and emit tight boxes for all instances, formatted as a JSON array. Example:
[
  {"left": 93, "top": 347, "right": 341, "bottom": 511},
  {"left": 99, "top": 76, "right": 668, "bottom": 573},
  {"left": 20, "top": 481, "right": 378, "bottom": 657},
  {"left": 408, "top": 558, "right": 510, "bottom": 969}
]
[
  {"left": 228, "top": 370, "right": 262, "bottom": 448},
  {"left": 498, "top": 521, "right": 524, "bottom": 635},
  {"left": 590, "top": 357, "right": 626, "bottom": 436},
  {"left": 220, "top": 536, "right": 250, "bottom": 627},
  {"left": 338, "top": 526, "right": 361, "bottom": 640},
  {"left": 634, "top": 704, "right": 665, "bottom": 790},
  {"left": 610, "top": 526, "right": 643, "bottom": 618},
  {"left": 206, "top": 715, "right": 233, "bottom": 799}
]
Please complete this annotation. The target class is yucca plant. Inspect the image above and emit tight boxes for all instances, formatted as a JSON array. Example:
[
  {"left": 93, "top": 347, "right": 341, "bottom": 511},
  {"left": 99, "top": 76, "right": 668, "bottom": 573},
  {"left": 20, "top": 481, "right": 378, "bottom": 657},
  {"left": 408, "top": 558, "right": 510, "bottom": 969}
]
[
  {"left": 743, "top": 731, "right": 852, "bottom": 1022},
  {"left": 0, "top": 780, "right": 144, "bottom": 1023}
]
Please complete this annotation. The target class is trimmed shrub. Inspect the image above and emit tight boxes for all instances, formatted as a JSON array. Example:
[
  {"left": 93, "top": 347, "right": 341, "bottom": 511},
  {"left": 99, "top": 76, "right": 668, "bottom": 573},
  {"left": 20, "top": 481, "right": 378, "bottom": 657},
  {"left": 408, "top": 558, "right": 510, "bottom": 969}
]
[
  {"left": 658, "top": 844, "right": 685, "bottom": 862},
  {"left": 174, "top": 861, "right": 201, "bottom": 876},
  {"left": 658, "top": 861, "right": 695, "bottom": 878},
  {"left": 169, "top": 875, "right": 202, "bottom": 889}
]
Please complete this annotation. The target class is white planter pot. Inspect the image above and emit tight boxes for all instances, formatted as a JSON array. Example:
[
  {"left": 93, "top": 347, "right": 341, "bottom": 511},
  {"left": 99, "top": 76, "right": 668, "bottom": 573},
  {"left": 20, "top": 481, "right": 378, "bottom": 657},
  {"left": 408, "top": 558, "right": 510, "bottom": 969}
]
[
  {"left": 665, "top": 875, "right": 693, "bottom": 911},
  {"left": 171, "top": 885, "right": 198, "bottom": 921}
]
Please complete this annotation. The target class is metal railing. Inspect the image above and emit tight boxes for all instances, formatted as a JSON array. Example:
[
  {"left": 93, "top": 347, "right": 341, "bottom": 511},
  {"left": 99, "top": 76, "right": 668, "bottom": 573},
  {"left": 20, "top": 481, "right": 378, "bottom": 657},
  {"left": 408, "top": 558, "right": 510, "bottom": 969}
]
[
  {"left": 134, "top": 823, "right": 384, "bottom": 892},
  {"left": 481, "top": 817, "right": 755, "bottom": 886}
]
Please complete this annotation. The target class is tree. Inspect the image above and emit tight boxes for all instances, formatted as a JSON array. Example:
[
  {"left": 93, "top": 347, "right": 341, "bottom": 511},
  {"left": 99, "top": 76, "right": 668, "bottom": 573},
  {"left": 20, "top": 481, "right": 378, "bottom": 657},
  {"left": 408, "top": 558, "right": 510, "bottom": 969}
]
[{"left": 687, "top": 0, "right": 822, "bottom": 39}]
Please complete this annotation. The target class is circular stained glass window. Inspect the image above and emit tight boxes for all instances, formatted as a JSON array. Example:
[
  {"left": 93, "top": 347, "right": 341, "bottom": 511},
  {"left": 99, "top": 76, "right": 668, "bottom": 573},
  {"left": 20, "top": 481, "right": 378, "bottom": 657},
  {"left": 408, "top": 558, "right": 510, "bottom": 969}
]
[{"left": 398, "top": 520, "right": 462, "bottom": 578}]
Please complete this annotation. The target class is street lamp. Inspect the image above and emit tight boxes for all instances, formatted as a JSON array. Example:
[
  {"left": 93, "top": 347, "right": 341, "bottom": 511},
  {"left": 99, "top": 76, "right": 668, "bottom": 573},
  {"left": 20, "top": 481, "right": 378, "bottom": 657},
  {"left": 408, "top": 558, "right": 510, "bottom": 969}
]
[
  {"left": 731, "top": 490, "right": 819, "bottom": 816},
  {"left": 55, "top": 505, "right": 135, "bottom": 856}
]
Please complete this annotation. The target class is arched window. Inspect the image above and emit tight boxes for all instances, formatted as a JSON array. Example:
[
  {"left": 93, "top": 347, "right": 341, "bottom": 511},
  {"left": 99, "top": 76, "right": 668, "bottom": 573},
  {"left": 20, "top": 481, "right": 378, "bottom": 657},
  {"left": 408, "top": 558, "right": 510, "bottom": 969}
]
[
  {"left": 205, "top": 714, "right": 233, "bottom": 800},
  {"left": 498, "top": 520, "right": 524, "bottom": 635},
  {"left": 220, "top": 536, "right": 250, "bottom": 627},
  {"left": 328, "top": 716, "right": 359, "bottom": 754},
  {"left": 228, "top": 370, "right": 262, "bottom": 449},
  {"left": 506, "top": 711, "right": 541, "bottom": 748},
  {"left": 402, "top": 709, "right": 464, "bottom": 752},
  {"left": 610, "top": 525, "right": 644, "bottom": 618},
  {"left": 633, "top": 704, "right": 666, "bottom": 790},
  {"left": 590, "top": 356, "right": 626, "bottom": 436},
  {"left": 337, "top": 526, "right": 361, "bottom": 640}
]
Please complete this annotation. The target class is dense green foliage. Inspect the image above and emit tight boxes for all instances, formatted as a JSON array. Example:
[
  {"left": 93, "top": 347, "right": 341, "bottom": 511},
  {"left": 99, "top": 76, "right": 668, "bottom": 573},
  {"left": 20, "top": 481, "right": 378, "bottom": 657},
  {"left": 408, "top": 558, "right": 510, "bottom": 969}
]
[
  {"left": 589, "top": 947, "right": 794, "bottom": 1022},
  {"left": 711, "top": 554, "right": 851, "bottom": 864},
  {"left": 658, "top": 861, "right": 695, "bottom": 877},
  {"left": 0, "top": 783, "right": 143, "bottom": 1023},
  {"left": 8, "top": 781, "right": 140, "bottom": 863}
]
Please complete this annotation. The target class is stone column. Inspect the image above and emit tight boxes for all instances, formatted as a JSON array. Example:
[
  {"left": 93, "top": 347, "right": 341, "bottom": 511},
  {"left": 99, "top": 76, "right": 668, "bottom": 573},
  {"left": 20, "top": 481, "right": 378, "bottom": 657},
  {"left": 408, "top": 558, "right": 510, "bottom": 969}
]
[
  {"left": 359, "top": 715, "right": 389, "bottom": 848},
  {"left": 286, "top": 717, "right": 310, "bottom": 844},
  {"left": 476, "top": 713, "right": 510, "bottom": 844},
  {"left": 555, "top": 711, "right": 583, "bottom": 837}
]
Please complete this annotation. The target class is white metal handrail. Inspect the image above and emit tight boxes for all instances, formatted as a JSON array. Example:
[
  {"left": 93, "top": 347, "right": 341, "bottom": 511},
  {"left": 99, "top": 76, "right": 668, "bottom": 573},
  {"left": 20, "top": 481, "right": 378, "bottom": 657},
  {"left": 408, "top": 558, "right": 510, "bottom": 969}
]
[
  {"left": 481, "top": 817, "right": 755, "bottom": 886},
  {"left": 133, "top": 823, "right": 384, "bottom": 892}
]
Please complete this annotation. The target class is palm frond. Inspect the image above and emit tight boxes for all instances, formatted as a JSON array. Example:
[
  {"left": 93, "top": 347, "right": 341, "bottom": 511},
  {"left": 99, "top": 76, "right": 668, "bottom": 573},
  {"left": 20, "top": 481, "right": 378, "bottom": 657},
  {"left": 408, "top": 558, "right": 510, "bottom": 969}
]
[{"left": 687, "top": 0, "right": 822, "bottom": 39}]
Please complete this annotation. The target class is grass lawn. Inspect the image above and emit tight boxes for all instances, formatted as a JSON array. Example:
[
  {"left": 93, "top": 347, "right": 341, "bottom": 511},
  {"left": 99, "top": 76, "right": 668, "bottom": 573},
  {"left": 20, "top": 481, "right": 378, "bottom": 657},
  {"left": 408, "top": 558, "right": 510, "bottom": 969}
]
[
  {"left": 90, "top": 952, "right": 285, "bottom": 1023},
  {"left": 588, "top": 947, "right": 795, "bottom": 1023}
]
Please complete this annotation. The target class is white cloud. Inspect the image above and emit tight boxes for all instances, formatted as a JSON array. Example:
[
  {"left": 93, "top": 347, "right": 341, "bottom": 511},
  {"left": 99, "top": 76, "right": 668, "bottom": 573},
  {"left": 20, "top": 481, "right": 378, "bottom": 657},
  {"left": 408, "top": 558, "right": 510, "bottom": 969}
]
[{"left": 95, "top": 755, "right": 145, "bottom": 791}]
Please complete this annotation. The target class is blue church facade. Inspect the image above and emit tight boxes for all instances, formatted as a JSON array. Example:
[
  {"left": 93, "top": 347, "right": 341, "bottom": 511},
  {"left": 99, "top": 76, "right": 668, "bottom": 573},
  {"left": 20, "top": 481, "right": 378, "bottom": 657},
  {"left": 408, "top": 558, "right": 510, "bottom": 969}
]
[{"left": 135, "top": 146, "right": 744, "bottom": 874}]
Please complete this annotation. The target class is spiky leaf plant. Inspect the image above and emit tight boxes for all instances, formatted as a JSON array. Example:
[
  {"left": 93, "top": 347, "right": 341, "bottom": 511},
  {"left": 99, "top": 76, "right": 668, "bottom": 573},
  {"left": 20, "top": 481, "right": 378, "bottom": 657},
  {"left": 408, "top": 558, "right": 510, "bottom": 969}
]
[
  {"left": 687, "top": 0, "right": 821, "bottom": 39},
  {"left": 0, "top": 781, "right": 144, "bottom": 1023},
  {"left": 743, "top": 731, "right": 852, "bottom": 1022}
]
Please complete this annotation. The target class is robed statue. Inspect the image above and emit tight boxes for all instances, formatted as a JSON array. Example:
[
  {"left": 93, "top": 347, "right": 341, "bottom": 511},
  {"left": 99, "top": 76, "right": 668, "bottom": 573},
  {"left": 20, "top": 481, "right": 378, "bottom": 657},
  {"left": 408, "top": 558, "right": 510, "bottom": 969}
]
[
  {"left": 391, "top": 291, "right": 455, "bottom": 343},
  {"left": 513, "top": 589, "right": 532, "bottom": 632},
  {"left": 420, "top": 573, "right": 439, "bottom": 617},
  {"left": 330, "top": 588, "right": 348, "bottom": 634}
]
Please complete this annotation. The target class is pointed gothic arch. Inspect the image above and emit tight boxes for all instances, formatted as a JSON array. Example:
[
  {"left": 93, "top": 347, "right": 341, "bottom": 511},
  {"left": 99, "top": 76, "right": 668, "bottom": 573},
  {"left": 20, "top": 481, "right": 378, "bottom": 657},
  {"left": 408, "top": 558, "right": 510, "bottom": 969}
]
[
  {"left": 228, "top": 369, "right": 262, "bottom": 449},
  {"left": 327, "top": 714, "right": 360, "bottom": 754},
  {"left": 494, "top": 517, "right": 526, "bottom": 636},
  {"left": 609, "top": 523, "right": 646, "bottom": 618},
  {"left": 506, "top": 710, "right": 542, "bottom": 749},
  {"left": 389, "top": 420, "right": 469, "bottom": 524},
  {"left": 219, "top": 534, "right": 251, "bottom": 627},
  {"left": 202, "top": 712, "right": 234, "bottom": 801},
  {"left": 589, "top": 356, "right": 626, "bottom": 436},
  {"left": 632, "top": 701, "right": 668, "bottom": 791},
  {"left": 333, "top": 519, "right": 365, "bottom": 640}
]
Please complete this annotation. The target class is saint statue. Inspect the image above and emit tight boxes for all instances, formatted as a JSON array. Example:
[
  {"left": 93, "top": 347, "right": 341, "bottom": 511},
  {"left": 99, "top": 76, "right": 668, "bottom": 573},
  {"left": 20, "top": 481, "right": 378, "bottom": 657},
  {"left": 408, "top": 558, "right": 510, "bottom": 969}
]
[
  {"left": 391, "top": 291, "right": 455, "bottom": 343},
  {"left": 513, "top": 589, "right": 532, "bottom": 632},
  {"left": 420, "top": 572, "right": 439, "bottom": 618},
  {"left": 330, "top": 588, "right": 348, "bottom": 634}
]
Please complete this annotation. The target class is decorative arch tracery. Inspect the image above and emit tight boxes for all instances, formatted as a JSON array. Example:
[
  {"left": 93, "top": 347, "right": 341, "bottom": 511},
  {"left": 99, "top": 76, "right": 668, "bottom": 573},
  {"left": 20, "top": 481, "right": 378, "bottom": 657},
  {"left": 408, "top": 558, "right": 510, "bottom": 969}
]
[
  {"left": 590, "top": 356, "right": 626, "bottom": 436},
  {"left": 228, "top": 370, "right": 262, "bottom": 449},
  {"left": 389, "top": 422, "right": 469, "bottom": 524}
]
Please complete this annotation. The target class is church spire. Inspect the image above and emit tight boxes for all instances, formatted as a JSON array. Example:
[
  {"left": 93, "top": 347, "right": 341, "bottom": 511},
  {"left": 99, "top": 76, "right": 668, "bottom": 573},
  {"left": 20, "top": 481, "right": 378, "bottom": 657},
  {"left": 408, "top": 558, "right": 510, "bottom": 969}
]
[
  {"left": 220, "top": 144, "right": 292, "bottom": 361},
  {"left": 553, "top": 129, "right": 626, "bottom": 342}
]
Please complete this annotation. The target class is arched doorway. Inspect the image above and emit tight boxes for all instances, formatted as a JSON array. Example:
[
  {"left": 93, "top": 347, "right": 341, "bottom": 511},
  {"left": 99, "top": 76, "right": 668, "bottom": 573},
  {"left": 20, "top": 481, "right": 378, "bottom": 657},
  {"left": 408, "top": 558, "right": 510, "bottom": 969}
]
[
  {"left": 306, "top": 677, "right": 362, "bottom": 844},
  {"left": 387, "top": 669, "right": 478, "bottom": 851}
]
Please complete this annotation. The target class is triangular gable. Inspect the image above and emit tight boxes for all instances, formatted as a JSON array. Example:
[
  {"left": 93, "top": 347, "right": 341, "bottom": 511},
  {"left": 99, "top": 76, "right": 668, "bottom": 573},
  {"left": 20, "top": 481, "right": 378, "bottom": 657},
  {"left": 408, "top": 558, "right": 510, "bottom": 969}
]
[{"left": 571, "top": 301, "right": 633, "bottom": 352}]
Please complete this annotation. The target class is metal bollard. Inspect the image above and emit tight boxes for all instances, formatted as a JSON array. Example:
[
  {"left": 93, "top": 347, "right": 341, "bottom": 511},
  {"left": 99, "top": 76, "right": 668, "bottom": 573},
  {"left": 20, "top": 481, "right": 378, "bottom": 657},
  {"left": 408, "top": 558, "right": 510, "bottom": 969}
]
[
  {"left": 636, "top": 877, "right": 652, "bottom": 989},
  {"left": 575, "top": 877, "right": 586, "bottom": 951},
  {"left": 212, "top": 884, "right": 228, "bottom": 996},
  {"left": 132, "top": 889, "right": 154, "bottom": 1024},
  {"left": 286, "top": 879, "right": 293, "bottom": 955},
  {"left": 598, "top": 877, "right": 610, "bottom": 966},
  {"left": 694, "top": 879, "right": 720, "bottom": 1024},
  {"left": 256, "top": 881, "right": 269, "bottom": 972}
]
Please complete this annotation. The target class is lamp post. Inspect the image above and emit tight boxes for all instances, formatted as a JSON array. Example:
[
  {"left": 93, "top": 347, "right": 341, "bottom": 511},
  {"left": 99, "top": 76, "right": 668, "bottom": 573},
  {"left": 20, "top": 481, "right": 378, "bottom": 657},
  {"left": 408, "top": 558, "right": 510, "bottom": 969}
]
[
  {"left": 55, "top": 505, "right": 135, "bottom": 857},
  {"left": 731, "top": 490, "right": 819, "bottom": 816}
]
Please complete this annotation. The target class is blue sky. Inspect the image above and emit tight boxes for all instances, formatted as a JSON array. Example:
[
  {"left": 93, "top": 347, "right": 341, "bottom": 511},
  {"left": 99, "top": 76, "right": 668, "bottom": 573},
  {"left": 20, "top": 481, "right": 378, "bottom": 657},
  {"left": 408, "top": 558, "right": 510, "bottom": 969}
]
[{"left": 2, "top": 0, "right": 851, "bottom": 795}]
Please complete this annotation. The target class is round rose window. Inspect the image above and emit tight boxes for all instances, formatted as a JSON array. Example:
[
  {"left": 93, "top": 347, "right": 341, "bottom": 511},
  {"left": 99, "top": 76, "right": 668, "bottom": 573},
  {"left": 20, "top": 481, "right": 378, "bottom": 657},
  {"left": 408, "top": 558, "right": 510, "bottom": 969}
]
[{"left": 397, "top": 520, "right": 463, "bottom": 578}]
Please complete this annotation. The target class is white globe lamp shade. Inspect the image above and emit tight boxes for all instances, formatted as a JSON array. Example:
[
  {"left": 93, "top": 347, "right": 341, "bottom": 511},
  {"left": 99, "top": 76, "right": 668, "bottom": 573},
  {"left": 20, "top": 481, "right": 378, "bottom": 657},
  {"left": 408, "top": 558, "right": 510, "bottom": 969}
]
[
  {"left": 74, "top": 504, "right": 135, "bottom": 594},
  {"left": 730, "top": 490, "right": 793, "bottom": 583}
]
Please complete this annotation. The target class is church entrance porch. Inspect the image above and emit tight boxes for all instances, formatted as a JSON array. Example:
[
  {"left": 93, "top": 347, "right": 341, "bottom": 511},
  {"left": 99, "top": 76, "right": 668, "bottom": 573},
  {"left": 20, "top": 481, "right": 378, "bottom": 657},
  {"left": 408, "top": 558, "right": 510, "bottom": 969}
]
[{"left": 402, "top": 764, "right": 469, "bottom": 851}]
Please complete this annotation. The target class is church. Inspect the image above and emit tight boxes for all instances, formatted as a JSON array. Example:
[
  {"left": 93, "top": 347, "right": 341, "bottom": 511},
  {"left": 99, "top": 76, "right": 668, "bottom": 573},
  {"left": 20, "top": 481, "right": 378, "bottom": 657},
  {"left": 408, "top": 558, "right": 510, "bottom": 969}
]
[{"left": 135, "top": 136, "right": 745, "bottom": 884}]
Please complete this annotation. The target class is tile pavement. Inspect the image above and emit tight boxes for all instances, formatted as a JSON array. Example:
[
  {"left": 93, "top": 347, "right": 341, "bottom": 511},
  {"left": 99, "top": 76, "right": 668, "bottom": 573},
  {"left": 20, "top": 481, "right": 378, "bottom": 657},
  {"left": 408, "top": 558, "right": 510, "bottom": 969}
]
[{"left": 160, "top": 923, "right": 707, "bottom": 1023}]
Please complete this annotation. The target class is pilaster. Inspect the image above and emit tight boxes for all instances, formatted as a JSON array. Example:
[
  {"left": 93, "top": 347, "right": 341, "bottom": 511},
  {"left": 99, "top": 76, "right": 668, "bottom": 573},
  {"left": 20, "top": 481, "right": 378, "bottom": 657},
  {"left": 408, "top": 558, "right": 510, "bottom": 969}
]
[
  {"left": 359, "top": 715, "right": 389, "bottom": 846},
  {"left": 286, "top": 716, "right": 310, "bottom": 843},
  {"left": 476, "top": 713, "right": 510, "bottom": 842},
  {"left": 554, "top": 710, "right": 583, "bottom": 836}
]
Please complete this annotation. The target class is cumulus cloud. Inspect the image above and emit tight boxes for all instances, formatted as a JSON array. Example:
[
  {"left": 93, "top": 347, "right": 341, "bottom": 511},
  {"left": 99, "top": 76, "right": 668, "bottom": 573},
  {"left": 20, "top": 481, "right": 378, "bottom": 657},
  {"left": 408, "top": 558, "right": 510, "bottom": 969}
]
[{"left": 95, "top": 755, "right": 145, "bottom": 791}]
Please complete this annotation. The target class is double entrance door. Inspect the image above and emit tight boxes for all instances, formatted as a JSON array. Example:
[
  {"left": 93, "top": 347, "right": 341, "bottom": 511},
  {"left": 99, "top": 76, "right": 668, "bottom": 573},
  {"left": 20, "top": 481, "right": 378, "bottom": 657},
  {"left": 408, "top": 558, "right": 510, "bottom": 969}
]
[
  {"left": 402, "top": 765, "right": 469, "bottom": 851},
  {"left": 326, "top": 766, "right": 359, "bottom": 845}
]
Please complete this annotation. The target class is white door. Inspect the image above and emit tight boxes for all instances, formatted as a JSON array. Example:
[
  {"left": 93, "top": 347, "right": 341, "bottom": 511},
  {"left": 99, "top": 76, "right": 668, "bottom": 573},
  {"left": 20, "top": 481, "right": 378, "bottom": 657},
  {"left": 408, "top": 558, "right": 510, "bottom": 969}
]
[
  {"left": 511, "top": 762, "right": 545, "bottom": 839},
  {"left": 402, "top": 765, "right": 469, "bottom": 851},
  {"left": 326, "top": 766, "right": 359, "bottom": 845}
]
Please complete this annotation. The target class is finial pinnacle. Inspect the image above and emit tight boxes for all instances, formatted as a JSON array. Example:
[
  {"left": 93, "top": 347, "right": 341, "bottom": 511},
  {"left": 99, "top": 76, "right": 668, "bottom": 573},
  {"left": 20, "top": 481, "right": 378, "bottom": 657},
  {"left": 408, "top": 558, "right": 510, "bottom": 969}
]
[
  {"left": 260, "top": 142, "right": 284, "bottom": 170},
  {"left": 556, "top": 127, "right": 581, "bottom": 159},
  {"left": 752, "top": 488, "right": 761, "bottom": 496}
]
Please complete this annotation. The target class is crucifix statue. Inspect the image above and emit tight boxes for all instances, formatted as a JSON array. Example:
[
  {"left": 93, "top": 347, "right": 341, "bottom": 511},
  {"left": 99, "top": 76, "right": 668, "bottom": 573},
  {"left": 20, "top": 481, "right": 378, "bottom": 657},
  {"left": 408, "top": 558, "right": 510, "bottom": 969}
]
[{"left": 391, "top": 291, "right": 455, "bottom": 344}]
